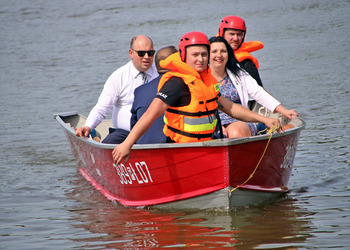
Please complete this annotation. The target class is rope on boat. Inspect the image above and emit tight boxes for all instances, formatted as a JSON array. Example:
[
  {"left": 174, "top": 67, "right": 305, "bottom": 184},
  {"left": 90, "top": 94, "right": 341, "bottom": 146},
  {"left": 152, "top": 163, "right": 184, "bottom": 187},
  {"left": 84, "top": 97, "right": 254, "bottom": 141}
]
[
  {"left": 230, "top": 123, "right": 280, "bottom": 193},
  {"left": 257, "top": 123, "right": 281, "bottom": 135}
]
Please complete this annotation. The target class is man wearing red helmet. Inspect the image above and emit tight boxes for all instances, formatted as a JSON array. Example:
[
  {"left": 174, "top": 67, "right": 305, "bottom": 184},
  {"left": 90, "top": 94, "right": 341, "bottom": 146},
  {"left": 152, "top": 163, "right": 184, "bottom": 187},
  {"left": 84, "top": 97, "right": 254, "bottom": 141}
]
[
  {"left": 112, "top": 31, "right": 282, "bottom": 165},
  {"left": 219, "top": 16, "right": 264, "bottom": 87}
]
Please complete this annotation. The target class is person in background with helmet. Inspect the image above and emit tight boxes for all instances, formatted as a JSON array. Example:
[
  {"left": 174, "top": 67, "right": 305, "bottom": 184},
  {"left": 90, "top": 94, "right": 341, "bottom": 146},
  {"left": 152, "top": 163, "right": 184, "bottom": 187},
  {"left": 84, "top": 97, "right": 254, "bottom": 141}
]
[
  {"left": 209, "top": 36, "right": 298, "bottom": 138},
  {"left": 218, "top": 15, "right": 264, "bottom": 87},
  {"left": 112, "top": 31, "right": 282, "bottom": 165}
]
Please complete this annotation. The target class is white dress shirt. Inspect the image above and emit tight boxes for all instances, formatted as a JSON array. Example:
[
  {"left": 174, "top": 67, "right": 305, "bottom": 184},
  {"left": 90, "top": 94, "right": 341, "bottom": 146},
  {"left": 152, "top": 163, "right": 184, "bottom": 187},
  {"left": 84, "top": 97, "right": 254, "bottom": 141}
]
[{"left": 85, "top": 61, "right": 158, "bottom": 131}]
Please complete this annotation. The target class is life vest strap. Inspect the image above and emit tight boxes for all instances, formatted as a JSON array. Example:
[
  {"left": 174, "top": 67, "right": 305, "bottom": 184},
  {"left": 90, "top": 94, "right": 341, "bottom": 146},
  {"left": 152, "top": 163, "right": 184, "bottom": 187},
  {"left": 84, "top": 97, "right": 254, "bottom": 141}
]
[
  {"left": 166, "top": 108, "right": 216, "bottom": 117},
  {"left": 199, "top": 96, "right": 218, "bottom": 104}
]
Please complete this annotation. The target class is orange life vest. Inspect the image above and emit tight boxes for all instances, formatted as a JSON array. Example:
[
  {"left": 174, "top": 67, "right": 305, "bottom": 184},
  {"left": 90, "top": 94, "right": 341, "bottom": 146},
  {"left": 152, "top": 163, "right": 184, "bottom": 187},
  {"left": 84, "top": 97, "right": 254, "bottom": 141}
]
[
  {"left": 234, "top": 41, "right": 264, "bottom": 70},
  {"left": 158, "top": 52, "right": 220, "bottom": 143}
]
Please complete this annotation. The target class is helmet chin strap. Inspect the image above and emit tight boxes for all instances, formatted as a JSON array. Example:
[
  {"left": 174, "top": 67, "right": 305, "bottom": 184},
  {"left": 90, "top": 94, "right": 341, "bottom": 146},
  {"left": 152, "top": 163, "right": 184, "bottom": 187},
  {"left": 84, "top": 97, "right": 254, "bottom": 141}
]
[{"left": 238, "top": 40, "right": 244, "bottom": 49}]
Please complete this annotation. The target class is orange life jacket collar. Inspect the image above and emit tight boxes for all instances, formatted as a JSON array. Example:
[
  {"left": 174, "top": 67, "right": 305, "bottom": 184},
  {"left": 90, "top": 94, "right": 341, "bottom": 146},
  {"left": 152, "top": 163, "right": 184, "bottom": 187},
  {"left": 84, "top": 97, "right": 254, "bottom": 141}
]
[{"left": 234, "top": 41, "right": 264, "bottom": 70}]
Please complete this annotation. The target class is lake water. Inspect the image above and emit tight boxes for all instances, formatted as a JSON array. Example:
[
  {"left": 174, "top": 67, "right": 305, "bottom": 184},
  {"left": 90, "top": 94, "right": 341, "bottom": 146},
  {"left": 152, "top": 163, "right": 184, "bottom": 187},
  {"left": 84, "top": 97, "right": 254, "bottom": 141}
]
[{"left": 1, "top": 0, "right": 349, "bottom": 249}]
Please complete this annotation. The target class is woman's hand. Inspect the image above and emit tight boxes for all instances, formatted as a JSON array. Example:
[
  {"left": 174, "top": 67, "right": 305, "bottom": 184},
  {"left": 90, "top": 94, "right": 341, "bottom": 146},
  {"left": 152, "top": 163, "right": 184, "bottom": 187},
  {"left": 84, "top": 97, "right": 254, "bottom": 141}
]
[
  {"left": 264, "top": 117, "right": 284, "bottom": 133},
  {"left": 284, "top": 109, "right": 299, "bottom": 119},
  {"left": 275, "top": 105, "right": 299, "bottom": 119}
]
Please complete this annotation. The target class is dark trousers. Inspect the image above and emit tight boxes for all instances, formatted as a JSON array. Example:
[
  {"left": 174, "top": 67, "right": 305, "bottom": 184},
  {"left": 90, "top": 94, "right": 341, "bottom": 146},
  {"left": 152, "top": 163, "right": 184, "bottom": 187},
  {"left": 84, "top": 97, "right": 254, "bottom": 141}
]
[{"left": 102, "top": 128, "right": 129, "bottom": 144}]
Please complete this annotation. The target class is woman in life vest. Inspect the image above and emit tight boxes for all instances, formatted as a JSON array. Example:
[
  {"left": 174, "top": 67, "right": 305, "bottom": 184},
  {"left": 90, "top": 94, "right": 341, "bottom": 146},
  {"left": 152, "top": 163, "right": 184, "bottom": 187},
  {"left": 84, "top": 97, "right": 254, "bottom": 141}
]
[
  {"left": 218, "top": 15, "right": 264, "bottom": 87},
  {"left": 209, "top": 36, "right": 298, "bottom": 138},
  {"left": 112, "top": 31, "right": 282, "bottom": 165}
]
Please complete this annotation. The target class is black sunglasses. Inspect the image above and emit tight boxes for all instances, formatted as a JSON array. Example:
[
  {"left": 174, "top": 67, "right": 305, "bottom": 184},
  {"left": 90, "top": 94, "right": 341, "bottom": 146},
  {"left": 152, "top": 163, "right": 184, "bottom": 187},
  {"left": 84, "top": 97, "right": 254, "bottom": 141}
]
[{"left": 132, "top": 49, "right": 155, "bottom": 57}]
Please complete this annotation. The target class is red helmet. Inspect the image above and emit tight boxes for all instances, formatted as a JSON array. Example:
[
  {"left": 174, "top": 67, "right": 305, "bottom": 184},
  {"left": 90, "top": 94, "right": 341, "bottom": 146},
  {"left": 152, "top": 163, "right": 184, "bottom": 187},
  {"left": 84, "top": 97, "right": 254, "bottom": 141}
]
[
  {"left": 218, "top": 16, "right": 246, "bottom": 40},
  {"left": 179, "top": 31, "right": 210, "bottom": 61}
]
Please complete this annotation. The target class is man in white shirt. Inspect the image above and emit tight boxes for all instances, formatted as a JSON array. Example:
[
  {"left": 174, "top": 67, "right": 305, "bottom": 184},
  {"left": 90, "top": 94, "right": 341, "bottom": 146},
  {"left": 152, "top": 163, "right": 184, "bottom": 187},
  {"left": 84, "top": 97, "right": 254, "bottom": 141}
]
[{"left": 75, "top": 35, "right": 158, "bottom": 143}]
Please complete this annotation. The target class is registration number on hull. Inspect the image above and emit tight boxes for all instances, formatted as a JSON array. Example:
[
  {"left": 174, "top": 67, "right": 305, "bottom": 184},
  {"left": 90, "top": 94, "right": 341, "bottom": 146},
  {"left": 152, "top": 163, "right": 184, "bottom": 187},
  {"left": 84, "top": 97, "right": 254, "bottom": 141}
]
[{"left": 113, "top": 161, "right": 154, "bottom": 185}]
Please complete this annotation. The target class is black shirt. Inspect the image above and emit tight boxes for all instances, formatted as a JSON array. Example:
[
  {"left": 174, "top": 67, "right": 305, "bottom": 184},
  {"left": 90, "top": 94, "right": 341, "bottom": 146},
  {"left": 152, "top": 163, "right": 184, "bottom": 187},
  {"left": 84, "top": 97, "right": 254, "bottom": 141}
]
[
  {"left": 155, "top": 76, "right": 191, "bottom": 107},
  {"left": 240, "top": 59, "right": 263, "bottom": 87}
]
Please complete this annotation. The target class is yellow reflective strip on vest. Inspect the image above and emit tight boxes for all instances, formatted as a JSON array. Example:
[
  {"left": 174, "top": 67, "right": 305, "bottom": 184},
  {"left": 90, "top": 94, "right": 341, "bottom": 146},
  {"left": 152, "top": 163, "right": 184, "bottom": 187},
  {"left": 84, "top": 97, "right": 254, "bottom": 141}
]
[
  {"left": 183, "top": 116, "right": 217, "bottom": 132},
  {"left": 184, "top": 120, "right": 217, "bottom": 132}
]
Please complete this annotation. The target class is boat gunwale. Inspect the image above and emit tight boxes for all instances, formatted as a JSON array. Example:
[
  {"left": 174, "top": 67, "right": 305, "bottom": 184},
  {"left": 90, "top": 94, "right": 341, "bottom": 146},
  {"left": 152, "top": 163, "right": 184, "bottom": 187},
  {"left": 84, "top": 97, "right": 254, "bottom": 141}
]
[{"left": 54, "top": 111, "right": 306, "bottom": 150}]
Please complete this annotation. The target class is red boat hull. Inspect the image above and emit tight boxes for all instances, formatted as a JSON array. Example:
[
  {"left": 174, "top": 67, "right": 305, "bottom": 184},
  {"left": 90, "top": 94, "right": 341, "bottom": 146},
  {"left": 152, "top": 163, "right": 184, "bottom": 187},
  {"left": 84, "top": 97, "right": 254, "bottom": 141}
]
[{"left": 56, "top": 112, "right": 304, "bottom": 209}]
